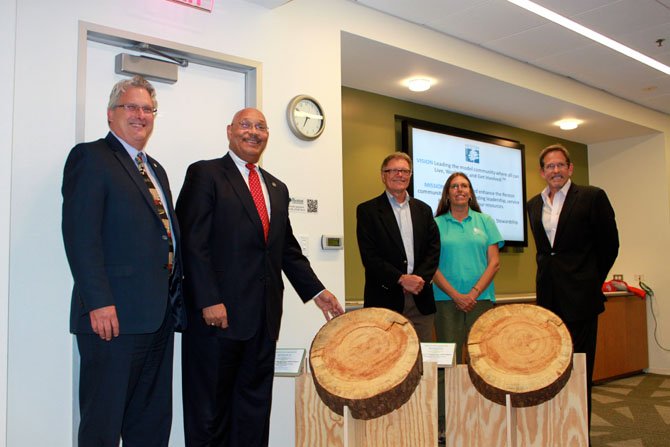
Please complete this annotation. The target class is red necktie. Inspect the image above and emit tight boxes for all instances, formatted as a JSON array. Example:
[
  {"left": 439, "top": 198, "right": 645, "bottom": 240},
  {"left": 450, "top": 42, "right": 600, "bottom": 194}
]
[{"left": 246, "top": 163, "right": 270, "bottom": 241}]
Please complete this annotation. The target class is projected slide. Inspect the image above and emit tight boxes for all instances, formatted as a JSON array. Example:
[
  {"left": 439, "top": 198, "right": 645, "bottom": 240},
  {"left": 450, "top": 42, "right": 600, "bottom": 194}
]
[{"left": 409, "top": 126, "right": 526, "bottom": 246}]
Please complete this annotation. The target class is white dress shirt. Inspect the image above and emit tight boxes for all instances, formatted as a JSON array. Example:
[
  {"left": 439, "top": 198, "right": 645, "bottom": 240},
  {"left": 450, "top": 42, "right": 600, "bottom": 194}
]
[{"left": 541, "top": 179, "right": 572, "bottom": 247}]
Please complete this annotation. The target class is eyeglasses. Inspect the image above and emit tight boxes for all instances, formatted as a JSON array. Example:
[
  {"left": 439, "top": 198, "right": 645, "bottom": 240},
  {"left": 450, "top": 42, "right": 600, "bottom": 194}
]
[
  {"left": 544, "top": 162, "right": 569, "bottom": 171},
  {"left": 449, "top": 182, "right": 470, "bottom": 190},
  {"left": 382, "top": 168, "right": 412, "bottom": 176},
  {"left": 115, "top": 104, "right": 157, "bottom": 115},
  {"left": 236, "top": 120, "right": 269, "bottom": 132}
]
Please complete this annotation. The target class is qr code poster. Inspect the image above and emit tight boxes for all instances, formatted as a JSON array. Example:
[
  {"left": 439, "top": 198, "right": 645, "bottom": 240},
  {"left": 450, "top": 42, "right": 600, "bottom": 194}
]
[{"left": 289, "top": 197, "right": 318, "bottom": 214}]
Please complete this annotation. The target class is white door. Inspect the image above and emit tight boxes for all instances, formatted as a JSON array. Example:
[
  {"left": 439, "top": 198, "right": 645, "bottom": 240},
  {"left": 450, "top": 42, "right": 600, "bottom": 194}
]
[{"left": 82, "top": 38, "right": 247, "bottom": 447}]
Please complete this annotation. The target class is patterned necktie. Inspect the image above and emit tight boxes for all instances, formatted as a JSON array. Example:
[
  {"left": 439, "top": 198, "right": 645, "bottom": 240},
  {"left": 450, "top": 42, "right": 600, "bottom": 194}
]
[
  {"left": 246, "top": 163, "right": 270, "bottom": 242},
  {"left": 135, "top": 153, "right": 174, "bottom": 272}
]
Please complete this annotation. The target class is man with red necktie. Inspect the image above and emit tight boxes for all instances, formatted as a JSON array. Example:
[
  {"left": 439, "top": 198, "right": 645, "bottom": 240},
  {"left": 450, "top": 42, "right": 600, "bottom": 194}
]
[{"left": 177, "top": 107, "right": 343, "bottom": 447}]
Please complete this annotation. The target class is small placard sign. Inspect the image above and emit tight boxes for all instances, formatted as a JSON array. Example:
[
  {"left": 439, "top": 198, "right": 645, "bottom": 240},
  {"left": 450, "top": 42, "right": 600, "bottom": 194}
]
[
  {"left": 274, "top": 348, "right": 306, "bottom": 377},
  {"left": 289, "top": 197, "right": 318, "bottom": 214},
  {"left": 167, "top": 0, "right": 214, "bottom": 12},
  {"left": 421, "top": 342, "right": 456, "bottom": 367}
]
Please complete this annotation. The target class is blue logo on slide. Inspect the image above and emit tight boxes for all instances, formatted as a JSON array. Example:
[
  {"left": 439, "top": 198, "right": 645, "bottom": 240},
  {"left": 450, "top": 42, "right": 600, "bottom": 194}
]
[{"left": 465, "top": 146, "right": 480, "bottom": 164}]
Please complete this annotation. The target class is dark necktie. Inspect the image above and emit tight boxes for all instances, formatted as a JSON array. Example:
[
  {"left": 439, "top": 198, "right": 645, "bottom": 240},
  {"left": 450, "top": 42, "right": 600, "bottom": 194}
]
[
  {"left": 246, "top": 163, "right": 270, "bottom": 242},
  {"left": 135, "top": 153, "right": 174, "bottom": 272}
]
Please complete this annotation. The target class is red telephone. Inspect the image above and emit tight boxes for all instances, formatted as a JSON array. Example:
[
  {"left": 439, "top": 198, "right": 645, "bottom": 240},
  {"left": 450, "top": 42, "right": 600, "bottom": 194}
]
[{"left": 602, "top": 279, "right": 646, "bottom": 298}]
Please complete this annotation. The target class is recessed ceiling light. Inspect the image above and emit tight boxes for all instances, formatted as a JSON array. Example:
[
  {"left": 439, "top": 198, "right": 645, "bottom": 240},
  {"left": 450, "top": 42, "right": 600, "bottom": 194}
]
[
  {"left": 555, "top": 119, "right": 582, "bottom": 130},
  {"left": 506, "top": 0, "right": 670, "bottom": 75},
  {"left": 408, "top": 78, "right": 431, "bottom": 92}
]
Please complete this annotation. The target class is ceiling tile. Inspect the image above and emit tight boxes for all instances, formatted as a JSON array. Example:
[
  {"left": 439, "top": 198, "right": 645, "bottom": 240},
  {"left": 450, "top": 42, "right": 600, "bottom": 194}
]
[
  {"left": 531, "top": 0, "right": 619, "bottom": 17},
  {"left": 485, "top": 22, "right": 594, "bottom": 61},
  {"left": 615, "top": 22, "right": 670, "bottom": 58},
  {"left": 572, "top": 0, "right": 670, "bottom": 37},
  {"left": 354, "top": 0, "right": 490, "bottom": 25},
  {"left": 536, "top": 43, "right": 666, "bottom": 84},
  {"left": 428, "top": 1, "right": 547, "bottom": 44}
]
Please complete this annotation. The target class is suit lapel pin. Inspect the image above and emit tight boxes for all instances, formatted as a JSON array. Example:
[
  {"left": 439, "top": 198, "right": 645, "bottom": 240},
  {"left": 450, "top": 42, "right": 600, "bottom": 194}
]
[{"left": 272, "top": 182, "right": 277, "bottom": 188}]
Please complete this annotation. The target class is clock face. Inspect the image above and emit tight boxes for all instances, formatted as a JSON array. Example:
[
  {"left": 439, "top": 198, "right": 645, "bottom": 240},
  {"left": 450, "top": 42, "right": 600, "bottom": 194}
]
[{"left": 288, "top": 95, "right": 325, "bottom": 140}]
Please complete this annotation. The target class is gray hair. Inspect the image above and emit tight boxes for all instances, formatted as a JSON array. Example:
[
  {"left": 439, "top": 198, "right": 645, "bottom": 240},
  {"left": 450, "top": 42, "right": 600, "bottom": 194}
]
[{"left": 107, "top": 75, "right": 157, "bottom": 110}]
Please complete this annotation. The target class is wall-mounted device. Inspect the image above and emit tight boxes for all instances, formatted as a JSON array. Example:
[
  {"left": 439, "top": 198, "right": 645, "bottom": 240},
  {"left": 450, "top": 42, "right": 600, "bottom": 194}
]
[
  {"left": 115, "top": 53, "right": 178, "bottom": 84},
  {"left": 321, "top": 235, "right": 343, "bottom": 250}
]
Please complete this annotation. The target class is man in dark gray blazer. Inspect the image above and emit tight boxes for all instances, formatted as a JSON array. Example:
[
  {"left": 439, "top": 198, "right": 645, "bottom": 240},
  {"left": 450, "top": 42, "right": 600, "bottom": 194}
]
[
  {"left": 527, "top": 143, "right": 619, "bottom": 429},
  {"left": 62, "top": 76, "right": 186, "bottom": 446},
  {"left": 356, "top": 152, "right": 440, "bottom": 342},
  {"left": 177, "top": 107, "right": 343, "bottom": 447}
]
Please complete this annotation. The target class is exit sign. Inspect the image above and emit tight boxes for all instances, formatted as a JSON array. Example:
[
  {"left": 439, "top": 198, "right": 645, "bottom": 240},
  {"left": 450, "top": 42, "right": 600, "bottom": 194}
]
[{"left": 168, "top": 0, "right": 214, "bottom": 12}]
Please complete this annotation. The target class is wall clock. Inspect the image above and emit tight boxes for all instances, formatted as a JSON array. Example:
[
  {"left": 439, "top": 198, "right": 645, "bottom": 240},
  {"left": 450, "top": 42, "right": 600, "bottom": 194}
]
[{"left": 287, "top": 95, "right": 325, "bottom": 140}]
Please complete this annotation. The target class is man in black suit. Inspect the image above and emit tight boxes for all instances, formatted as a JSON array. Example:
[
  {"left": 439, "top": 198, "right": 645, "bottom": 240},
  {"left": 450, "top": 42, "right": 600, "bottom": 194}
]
[
  {"left": 62, "top": 75, "right": 186, "bottom": 446},
  {"left": 356, "top": 152, "right": 440, "bottom": 342},
  {"left": 527, "top": 143, "right": 619, "bottom": 427},
  {"left": 176, "top": 107, "right": 343, "bottom": 447}
]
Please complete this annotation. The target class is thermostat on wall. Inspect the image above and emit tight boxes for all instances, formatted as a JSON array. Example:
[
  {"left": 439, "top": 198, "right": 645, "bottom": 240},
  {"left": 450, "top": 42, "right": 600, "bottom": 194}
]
[{"left": 321, "top": 235, "right": 343, "bottom": 250}]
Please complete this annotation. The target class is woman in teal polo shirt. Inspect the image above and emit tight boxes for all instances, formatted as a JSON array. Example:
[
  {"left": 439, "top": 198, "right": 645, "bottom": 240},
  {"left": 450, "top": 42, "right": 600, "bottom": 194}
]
[{"left": 433, "top": 172, "right": 504, "bottom": 363}]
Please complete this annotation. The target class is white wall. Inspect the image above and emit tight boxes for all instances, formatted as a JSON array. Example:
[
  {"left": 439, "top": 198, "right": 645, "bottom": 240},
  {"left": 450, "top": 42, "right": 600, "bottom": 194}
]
[
  {"left": 1, "top": 1, "right": 17, "bottom": 444},
  {"left": 4, "top": 0, "right": 670, "bottom": 446},
  {"left": 590, "top": 133, "right": 670, "bottom": 375}
]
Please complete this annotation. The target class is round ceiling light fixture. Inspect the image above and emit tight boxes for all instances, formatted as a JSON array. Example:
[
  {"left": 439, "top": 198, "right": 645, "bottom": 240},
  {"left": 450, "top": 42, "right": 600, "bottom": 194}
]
[
  {"left": 408, "top": 78, "right": 432, "bottom": 92},
  {"left": 555, "top": 119, "right": 582, "bottom": 130}
]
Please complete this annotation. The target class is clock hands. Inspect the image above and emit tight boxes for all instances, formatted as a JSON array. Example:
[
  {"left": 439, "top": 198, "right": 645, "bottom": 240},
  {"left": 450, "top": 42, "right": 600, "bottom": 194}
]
[{"left": 293, "top": 110, "right": 323, "bottom": 121}]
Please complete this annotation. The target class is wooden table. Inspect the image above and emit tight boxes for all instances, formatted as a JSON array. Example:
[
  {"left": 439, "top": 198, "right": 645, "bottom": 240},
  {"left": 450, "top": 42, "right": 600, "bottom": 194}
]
[{"left": 594, "top": 292, "right": 648, "bottom": 382}]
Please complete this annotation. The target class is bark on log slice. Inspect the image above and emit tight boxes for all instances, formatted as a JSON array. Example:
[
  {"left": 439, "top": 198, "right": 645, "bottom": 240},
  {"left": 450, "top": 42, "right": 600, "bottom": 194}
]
[
  {"left": 309, "top": 307, "right": 423, "bottom": 420},
  {"left": 466, "top": 304, "right": 573, "bottom": 407}
]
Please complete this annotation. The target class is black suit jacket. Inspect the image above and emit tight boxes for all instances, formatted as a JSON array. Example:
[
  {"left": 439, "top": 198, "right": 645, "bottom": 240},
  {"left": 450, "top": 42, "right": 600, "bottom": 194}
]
[
  {"left": 62, "top": 132, "right": 186, "bottom": 334},
  {"left": 176, "top": 153, "right": 325, "bottom": 341},
  {"left": 527, "top": 182, "right": 619, "bottom": 322},
  {"left": 356, "top": 192, "right": 440, "bottom": 315}
]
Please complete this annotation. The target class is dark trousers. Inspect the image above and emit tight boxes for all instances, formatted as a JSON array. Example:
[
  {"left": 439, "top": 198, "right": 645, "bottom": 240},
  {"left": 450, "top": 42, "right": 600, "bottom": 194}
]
[
  {"left": 564, "top": 316, "right": 599, "bottom": 427},
  {"left": 403, "top": 293, "right": 435, "bottom": 343},
  {"left": 76, "top": 309, "right": 174, "bottom": 447},
  {"left": 182, "top": 323, "right": 277, "bottom": 447}
]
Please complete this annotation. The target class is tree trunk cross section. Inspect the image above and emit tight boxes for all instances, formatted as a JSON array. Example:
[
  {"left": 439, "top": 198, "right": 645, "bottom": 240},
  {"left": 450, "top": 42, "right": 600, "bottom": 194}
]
[
  {"left": 309, "top": 308, "right": 422, "bottom": 420},
  {"left": 467, "top": 304, "right": 573, "bottom": 407}
]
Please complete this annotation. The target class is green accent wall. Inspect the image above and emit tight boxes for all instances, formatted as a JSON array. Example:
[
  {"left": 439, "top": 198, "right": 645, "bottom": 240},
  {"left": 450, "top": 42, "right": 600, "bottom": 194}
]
[{"left": 343, "top": 87, "right": 588, "bottom": 302}]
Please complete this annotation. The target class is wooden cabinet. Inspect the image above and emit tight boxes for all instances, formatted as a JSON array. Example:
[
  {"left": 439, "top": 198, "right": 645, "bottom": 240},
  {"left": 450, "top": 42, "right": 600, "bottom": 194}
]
[{"left": 593, "top": 293, "right": 648, "bottom": 382}]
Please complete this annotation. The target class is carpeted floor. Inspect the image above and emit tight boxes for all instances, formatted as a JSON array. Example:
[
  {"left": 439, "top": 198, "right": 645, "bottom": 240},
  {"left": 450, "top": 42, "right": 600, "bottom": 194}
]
[{"left": 591, "top": 373, "right": 670, "bottom": 446}]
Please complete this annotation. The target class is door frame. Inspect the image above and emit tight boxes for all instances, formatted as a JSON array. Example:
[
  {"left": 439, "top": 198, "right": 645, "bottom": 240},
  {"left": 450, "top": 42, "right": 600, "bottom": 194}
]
[{"left": 76, "top": 20, "right": 262, "bottom": 143}]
